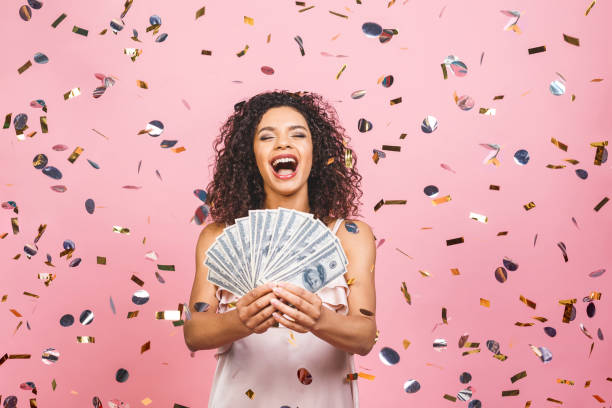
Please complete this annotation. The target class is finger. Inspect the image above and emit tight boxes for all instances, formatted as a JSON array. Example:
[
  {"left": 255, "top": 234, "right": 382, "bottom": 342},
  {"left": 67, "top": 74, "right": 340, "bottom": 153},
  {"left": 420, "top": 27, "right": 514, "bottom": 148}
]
[
  {"left": 245, "top": 291, "right": 278, "bottom": 318},
  {"left": 272, "top": 311, "right": 308, "bottom": 333},
  {"left": 273, "top": 286, "right": 319, "bottom": 318},
  {"left": 238, "top": 282, "right": 274, "bottom": 308},
  {"left": 253, "top": 314, "right": 276, "bottom": 333},
  {"left": 270, "top": 297, "right": 316, "bottom": 328}
]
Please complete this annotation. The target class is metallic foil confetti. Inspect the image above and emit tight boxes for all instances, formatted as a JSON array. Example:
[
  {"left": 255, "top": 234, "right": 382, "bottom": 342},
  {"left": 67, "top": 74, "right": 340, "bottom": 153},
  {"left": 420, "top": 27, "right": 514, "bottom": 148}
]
[
  {"left": 400, "top": 282, "right": 411, "bottom": 304},
  {"left": 511, "top": 370, "right": 527, "bottom": 383},
  {"left": 60, "top": 314, "right": 74, "bottom": 327},
  {"left": 502, "top": 390, "right": 520, "bottom": 396},
  {"left": 297, "top": 367, "right": 313, "bottom": 384},
  {"left": 245, "top": 389, "right": 255, "bottom": 399},
  {"left": 457, "top": 389, "right": 472, "bottom": 401},
  {"left": 403, "top": 380, "right": 420, "bottom": 393},
  {"left": 18, "top": 60, "right": 32, "bottom": 74},
  {"left": 357, "top": 118, "right": 373, "bottom": 132},
  {"left": 76, "top": 336, "right": 95, "bottom": 343},
  {"left": 563, "top": 33, "right": 580, "bottom": 46},
  {"left": 294, "top": 36, "right": 305, "bottom": 55},
  {"left": 444, "top": 394, "right": 457, "bottom": 401},
  {"left": 72, "top": 25, "right": 89, "bottom": 36},
  {"left": 480, "top": 298, "right": 490, "bottom": 307},
  {"left": 421, "top": 115, "right": 438, "bottom": 133},
  {"left": 79, "top": 310, "right": 94, "bottom": 325},
  {"left": 336, "top": 64, "right": 347, "bottom": 79},
  {"left": 127, "top": 311, "right": 139, "bottom": 318},
  {"left": 136, "top": 80, "right": 148, "bottom": 89},
  {"left": 63, "top": 87, "right": 81, "bottom": 100},
  {"left": 329, "top": 10, "right": 348, "bottom": 18},
  {"left": 261, "top": 66, "right": 274, "bottom": 75},
  {"left": 132, "top": 290, "right": 149, "bottom": 304},
  {"left": 244, "top": 16, "right": 254, "bottom": 25},
  {"left": 115, "top": 368, "right": 129, "bottom": 383},
  {"left": 433, "top": 338, "right": 447, "bottom": 350},
  {"left": 67, "top": 146, "right": 84, "bottom": 163},
  {"left": 141, "top": 341, "right": 151, "bottom": 353},
  {"left": 379, "top": 347, "right": 400, "bottom": 365},
  {"left": 51, "top": 13, "right": 67, "bottom": 28},
  {"left": 41, "top": 348, "right": 59, "bottom": 365},
  {"left": 519, "top": 295, "right": 536, "bottom": 309}
]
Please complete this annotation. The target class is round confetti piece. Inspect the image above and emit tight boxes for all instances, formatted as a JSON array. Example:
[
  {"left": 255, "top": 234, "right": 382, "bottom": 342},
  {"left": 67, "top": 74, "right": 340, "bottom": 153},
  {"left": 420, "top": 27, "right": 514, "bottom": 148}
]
[
  {"left": 450, "top": 60, "right": 468, "bottom": 76},
  {"left": 27, "top": 0, "right": 43, "bottom": 10},
  {"left": 14, "top": 113, "right": 28, "bottom": 130},
  {"left": 494, "top": 267, "right": 508, "bottom": 283},
  {"left": 33, "top": 52, "right": 48, "bottom": 64},
  {"left": 69, "top": 257, "right": 82, "bottom": 267},
  {"left": 59, "top": 314, "right": 74, "bottom": 327},
  {"left": 132, "top": 289, "right": 150, "bottom": 305},
  {"left": 104, "top": 76, "right": 116, "bottom": 88},
  {"left": 33, "top": 154, "right": 48, "bottom": 170},
  {"left": 194, "top": 302, "right": 210, "bottom": 312},
  {"left": 587, "top": 302, "right": 595, "bottom": 318},
  {"left": 87, "top": 159, "right": 100, "bottom": 169},
  {"left": 110, "top": 19, "right": 124, "bottom": 32},
  {"left": 116, "top": 368, "right": 129, "bottom": 383},
  {"left": 51, "top": 185, "right": 67, "bottom": 193},
  {"left": 79, "top": 309, "right": 94, "bottom": 325},
  {"left": 486, "top": 339, "right": 500, "bottom": 354},
  {"left": 357, "top": 118, "right": 373, "bottom": 132},
  {"left": 146, "top": 120, "right": 164, "bottom": 137},
  {"left": 456, "top": 95, "right": 474, "bottom": 110},
  {"left": 93, "top": 86, "right": 106, "bottom": 99},
  {"left": 351, "top": 90, "right": 366, "bottom": 99},
  {"left": 544, "top": 327, "right": 557, "bottom": 337},
  {"left": 597, "top": 328, "right": 603, "bottom": 340},
  {"left": 85, "top": 198, "right": 95, "bottom": 214},
  {"left": 468, "top": 400, "right": 482, "bottom": 408},
  {"left": 420, "top": 115, "right": 438, "bottom": 133},
  {"left": 575, "top": 169, "right": 588, "bottom": 179},
  {"left": 19, "top": 5, "right": 32, "bottom": 21},
  {"left": 379, "top": 29, "right": 395, "bottom": 43},
  {"left": 502, "top": 257, "right": 518, "bottom": 271},
  {"left": 107, "top": 398, "right": 130, "bottom": 408},
  {"left": 381, "top": 75, "right": 394, "bottom": 88},
  {"left": 41, "top": 347, "right": 59, "bottom": 365},
  {"left": 194, "top": 204, "right": 210, "bottom": 225},
  {"left": 3, "top": 396, "right": 17, "bottom": 408},
  {"left": 92, "top": 396, "right": 103, "bottom": 408},
  {"left": 155, "top": 33, "right": 168, "bottom": 42},
  {"left": 513, "top": 149, "right": 530, "bottom": 165},
  {"left": 423, "top": 185, "right": 439, "bottom": 198},
  {"left": 52, "top": 144, "right": 68, "bottom": 151},
  {"left": 297, "top": 367, "right": 312, "bottom": 385},
  {"left": 19, "top": 381, "right": 36, "bottom": 392},
  {"left": 30, "top": 99, "right": 46, "bottom": 109},
  {"left": 261, "top": 66, "right": 275, "bottom": 75},
  {"left": 379, "top": 347, "right": 400, "bottom": 366},
  {"left": 550, "top": 80, "right": 565, "bottom": 95},
  {"left": 457, "top": 389, "right": 472, "bottom": 401},
  {"left": 361, "top": 22, "right": 382, "bottom": 37},
  {"left": 63, "top": 239, "right": 75, "bottom": 250},
  {"left": 24, "top": 243, "right": 37, "bottom": 256},
  {"left": 149, "top": 15, "right": 162, "bottom": 25},
  {"left": 538, "top": 346, "right": 553, "bottom": 363},
  {"left": 42, "top": 166, "right": 62, "bottom": 180},
  {"left": 344, "top": 221, "right": 359, "bottom": 234},
  {"left": 459, "top": 372, "right": 472, "bottom": 384},
  {"left": 403, "top": 379, "right": 420, "bottom": 393},
  {"left": 433, "top": 338, "right": 447, "bottom": 350}
]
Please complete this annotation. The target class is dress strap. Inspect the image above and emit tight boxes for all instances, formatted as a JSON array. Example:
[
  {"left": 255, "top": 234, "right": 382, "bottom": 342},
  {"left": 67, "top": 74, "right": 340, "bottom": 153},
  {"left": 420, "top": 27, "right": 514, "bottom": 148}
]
[{"left": 331, "top": 218, "right": 344, "bottom": 235}]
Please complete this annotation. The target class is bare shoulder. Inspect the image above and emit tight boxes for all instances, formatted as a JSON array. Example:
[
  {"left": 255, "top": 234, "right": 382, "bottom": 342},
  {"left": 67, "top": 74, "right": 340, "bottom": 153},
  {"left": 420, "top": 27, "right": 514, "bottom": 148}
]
[
  {"left": 196, "top": 221, "right": 226, "bottom": 250},
  {"left": 334, "top": 219, "right": 375, "bottom": 248}
]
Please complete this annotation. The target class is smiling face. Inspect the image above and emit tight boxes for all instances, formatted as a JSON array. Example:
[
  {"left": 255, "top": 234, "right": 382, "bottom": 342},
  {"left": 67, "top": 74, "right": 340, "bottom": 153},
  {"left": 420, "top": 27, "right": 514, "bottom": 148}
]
[{"left": 253, "top": 106, "right": 313, "bottom": 198}]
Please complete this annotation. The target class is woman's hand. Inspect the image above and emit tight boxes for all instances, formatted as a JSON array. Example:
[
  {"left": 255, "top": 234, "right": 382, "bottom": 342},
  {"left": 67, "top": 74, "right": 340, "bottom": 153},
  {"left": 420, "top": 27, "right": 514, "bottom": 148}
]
[
  {"left": 269, "top": 281, "right": 325, "bottom": 333},
  {"left": 235, "top": 282, "right": 280, "bottom": 334}
]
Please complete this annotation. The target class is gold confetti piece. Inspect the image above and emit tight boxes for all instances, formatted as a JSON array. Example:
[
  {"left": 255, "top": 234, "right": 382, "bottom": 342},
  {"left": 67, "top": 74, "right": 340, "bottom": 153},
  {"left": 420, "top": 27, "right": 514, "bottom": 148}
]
[
  {"left": 478, "top": 107, "right": 496, "bottom": 115},
  {"left": 584, "top": 380, "right": 591, "bottom": 387},
  {"left": 76, "top": 336, "right": 95, "bottom": 343},
  {"left": 556, "top": 378, "right": 574, "bottom": 385},
  {"left": 1, "top": 295, "right": 7, "bottom": 302},
  {"left": 462, "top": 349, "right": 480, "bottom": 356},
  {"left": 480, "top": 298, "right": 490, "bottom": 307},
  {"left": 593, "top": 395, "right": 605, "bottom": 402},
  {"left": 519, "top": 295, "right": 536, "bottom": 309},
  {"left": 443, "top": 394, "right": 457, "bottom": 402},
  {"left": 546, "top": 397, "right": 562, "bottom": 404},
  {"left": 127, "top": 311, "right": 139, "bottom": 319},
  {"left": 344, "top": 148, "right": 353, "bottom": 168},
  {"left": 358, "top": 372, "right": 375, "bottom": 380},
  {"left": 441, "top": 63, "right": 448, "bottom": 79},
  {"left": 329, "top": 10, "right": 348, "bottom": 18},
  {"left": 131, "top": 275, "right": 144, "bottom": 286},
  {"left": 502, "top": 390, "right": 520, "bottom": 396},
  {"left": 326, "top": 157, "right": 335, "bottom": 165},
  {"left": 70, "top": 390, "right": 78, "bottom": 395},
  {"left": 450, "top": 268, "right": 460, "bottom": 276},
  {"left": 295, "top": 1, "right": 306, "bottom": 5},
  {"left": 384, "top": 199, "right": 406, "bottom": 205},
  {"left": 418, "top": 270, "right": 431, "bottom": 277},
  {"left": 51, "top": 13, "right": 67, "bottom": 28},
  {"left": 336, "top": 64, "right": 347, "bottom": 80},
  {"left": 511, "top": 370, "right": 527, "bottom": 383},
  {"left": 562, "top": 304, "right": 573, "bottom": 323},
  {"left": 523, "top": 201, "right": 536, "bottom": 211},
  {"left": 374, "top": 199, "right": 384, "bottom": 212},
  {"left": 244, "top": 16, "right": 254, "bottom": 25},
  {"left": 100, "top": 28, "right": 108, "bottom": 35},
  {"left": 142, "top": 397, "right": 152, "bottom": 406},
  {"left": 528, "top": 45, "right": 546, "bottom": 54},
  {"left": 493, "top": 353, "right": 508, "bottom": 361},
  {"left": 141, "top": 341, "right": 150, "bottom": 353},
  {"left": 63, "top": 88, "right": 81, "bottom": 100},
  {"left": 558, "top": 298, "right": 577, "bottom": 305},
  {"left": 469, "top": 212, "right": 488, "bottom": 223},
  {"left": 9, "top": 309, "right": 22, "bottom": 317},
  {"left": 195, "top": 6, "right": 206, "bottom": 19},
  {"left": 112, "top": 226, "right": 130, "bottom": 234},
  {"left": 381, "top": 145, "right": 401, "bottom": 152},
  {"left": 400, "top": 282, "right": 411, "bottom": 304},
  {"left": 585, "top": 0, "right": 596, "bottom": 15},
  {"left": 551, "top": 137, "right": 568, "bottom": 151},
  {"left": 236, "top": 45, "right": 249, "bottom": 57},
  {"left": 245, "top": 389, "right": 255, "bottom": 399},
  {"left": 493, "top": 95, "right": 504, "bottom": 100},
  {"left": 594, "top": 197, "right": 609, "bottom": 211},
  {"left": 432, "top": 195, "right": 452, "bottom": 205},
  {"left": 200, "top": 49, "right": 212, "bottom": 56},
  {"left": 464, "top": 342, "right": 479, "bottom": 348},
  {"left": 17, "top": 60, "right": 32, "bottom": 74},
  {"left": 403, "top": 340, "right": 411, "bottom": 349},
  {"left": 72, "top": 25, "right": 88, "bottom": 36},
  {"left": 446, "top": 237, "right": 464, "bottom": 246},
  {"left": 390, "top": 97, "right": 402, "bottom": 105},
  {"left": 8, "top": 354, "right": 31, "bottom": 359},
  {"left": 40, "top": 116, "right": 48, "bottom": 133},
  {"left": 563, "top": 34, "right": 580, "bottom": 46},
  {"left": 299, "top": 5, "right": 315, "bottom": 12},
  {"left": 137, "top": 80, "right": 148, "bottom": 89},
  {"left": 51, "top": 378, "right": 57, "bottom": 390},
  {"left": 532, "top": 316, "right": 548, "bottom": 322},
  {"left": 441, "top": 308, "right": 448, "bottom": 324},
  {"left": 346, "top": 277, "right": 355, "bottom": 285},
  {"left": 156, "top": 310, "right": 181, "bottom": 320}
]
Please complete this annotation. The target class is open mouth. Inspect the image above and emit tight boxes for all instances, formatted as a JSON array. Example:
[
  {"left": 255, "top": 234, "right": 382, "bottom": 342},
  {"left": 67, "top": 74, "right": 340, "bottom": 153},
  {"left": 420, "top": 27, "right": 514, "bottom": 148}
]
[{"left": 270, "top": 154, "right": 298, "bottom": 179}]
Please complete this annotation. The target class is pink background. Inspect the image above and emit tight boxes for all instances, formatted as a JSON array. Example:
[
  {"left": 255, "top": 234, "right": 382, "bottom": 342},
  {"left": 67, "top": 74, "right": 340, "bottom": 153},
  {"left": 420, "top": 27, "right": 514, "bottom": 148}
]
[{"left": 1, "top": 0, "right": 611, "bottom": 407}]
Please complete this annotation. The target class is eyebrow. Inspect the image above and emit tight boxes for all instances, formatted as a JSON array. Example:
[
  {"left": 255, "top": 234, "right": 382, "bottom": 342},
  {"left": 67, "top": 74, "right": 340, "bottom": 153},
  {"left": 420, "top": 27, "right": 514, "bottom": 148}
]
[{"left": 257, "top": 125, "right": 308, "bottom": 135}]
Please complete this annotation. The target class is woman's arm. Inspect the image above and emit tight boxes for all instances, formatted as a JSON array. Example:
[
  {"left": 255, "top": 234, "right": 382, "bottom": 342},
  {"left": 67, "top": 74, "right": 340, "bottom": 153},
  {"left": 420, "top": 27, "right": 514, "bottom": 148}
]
[
  {"left": 270, "top": 219, "right": 377, "bottom": 356},
  {"left": 183, "top": 223, "right": 277, "bottom": 351}
]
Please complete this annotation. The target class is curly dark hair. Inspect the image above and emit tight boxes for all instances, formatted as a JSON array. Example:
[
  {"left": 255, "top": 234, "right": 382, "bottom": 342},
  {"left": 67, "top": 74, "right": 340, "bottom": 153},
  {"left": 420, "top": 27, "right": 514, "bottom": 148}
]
[{"left": 205, "top": 90, "right": 363, "bottom": 225}]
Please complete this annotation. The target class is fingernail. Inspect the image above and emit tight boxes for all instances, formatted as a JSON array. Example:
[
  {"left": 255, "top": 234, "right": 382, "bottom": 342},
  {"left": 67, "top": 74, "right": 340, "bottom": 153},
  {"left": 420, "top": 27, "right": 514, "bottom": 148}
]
[{"left": 273, "top": 287, "right": 282, "bottom": 293}]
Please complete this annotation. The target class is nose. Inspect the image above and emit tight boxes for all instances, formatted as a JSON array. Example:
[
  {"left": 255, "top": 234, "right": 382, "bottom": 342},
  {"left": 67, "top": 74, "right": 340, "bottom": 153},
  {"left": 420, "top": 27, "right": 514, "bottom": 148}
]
[{"left": 274, "top": 132, "right": 292, "bottom": 149}]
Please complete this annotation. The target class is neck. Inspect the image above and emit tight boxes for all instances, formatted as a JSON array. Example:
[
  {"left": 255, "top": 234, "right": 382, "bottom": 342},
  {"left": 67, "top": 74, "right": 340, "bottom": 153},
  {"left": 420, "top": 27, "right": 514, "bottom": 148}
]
[{"left": 262, "top": 183, "right": 310, "bottom": 213}]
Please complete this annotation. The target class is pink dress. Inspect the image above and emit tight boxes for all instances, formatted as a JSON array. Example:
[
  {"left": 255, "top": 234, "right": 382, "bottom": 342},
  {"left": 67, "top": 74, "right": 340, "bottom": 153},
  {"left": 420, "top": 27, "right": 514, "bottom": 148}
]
[{"left": 208, "top": 218, "right": 359, "bottom": 407}]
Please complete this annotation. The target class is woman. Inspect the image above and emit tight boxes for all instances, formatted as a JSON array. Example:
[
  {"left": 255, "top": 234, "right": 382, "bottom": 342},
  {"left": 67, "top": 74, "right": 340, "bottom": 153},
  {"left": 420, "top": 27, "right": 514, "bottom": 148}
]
[{"left": 183, "top": 90, "right": 377, "bottom": 407}]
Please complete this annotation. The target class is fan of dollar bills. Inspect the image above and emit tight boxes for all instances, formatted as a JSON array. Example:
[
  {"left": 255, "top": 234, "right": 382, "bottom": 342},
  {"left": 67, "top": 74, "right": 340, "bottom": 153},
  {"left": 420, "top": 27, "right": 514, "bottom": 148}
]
[{"left": 205, "top": 208, "right": 348, "bottom": 297}]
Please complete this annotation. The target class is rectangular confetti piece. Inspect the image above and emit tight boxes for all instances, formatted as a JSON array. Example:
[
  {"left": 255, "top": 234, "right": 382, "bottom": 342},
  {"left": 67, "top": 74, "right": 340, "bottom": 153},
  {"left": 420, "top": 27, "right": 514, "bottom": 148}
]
[{"left": 51, "top": 13, "right": 67, "bottom": 28}]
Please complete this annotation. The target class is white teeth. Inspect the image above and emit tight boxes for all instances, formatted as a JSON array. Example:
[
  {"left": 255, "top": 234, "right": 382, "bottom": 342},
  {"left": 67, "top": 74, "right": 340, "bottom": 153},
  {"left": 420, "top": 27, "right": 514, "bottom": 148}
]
[{"left": 272, "top": 157, "right": 297, "bottom": 167}]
